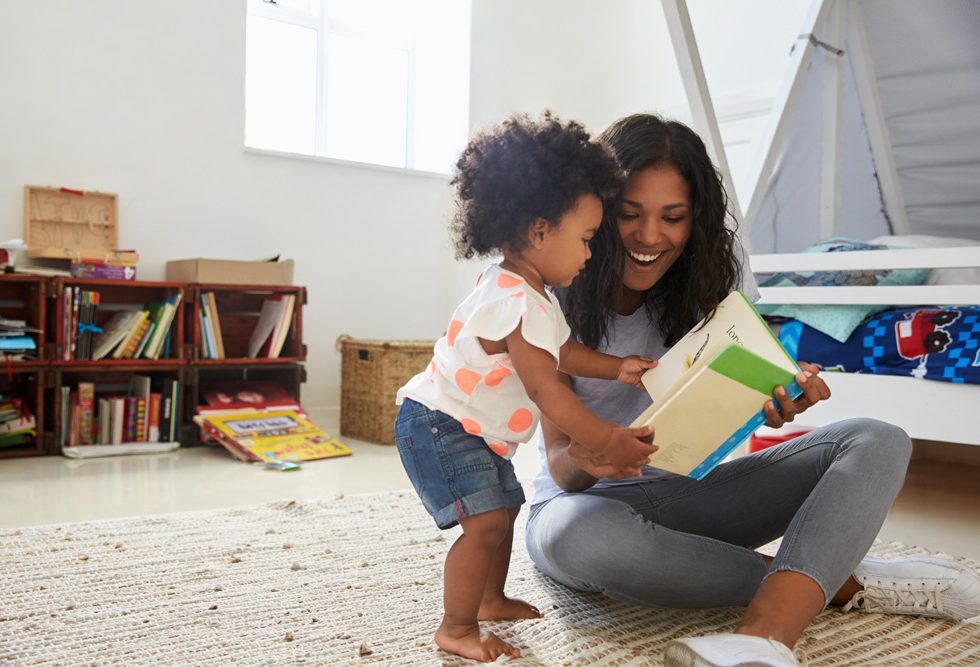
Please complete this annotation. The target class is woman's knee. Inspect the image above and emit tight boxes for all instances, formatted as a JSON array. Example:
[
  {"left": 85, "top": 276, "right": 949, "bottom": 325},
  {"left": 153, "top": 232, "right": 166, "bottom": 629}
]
[
  {"left": 838, "top": 417, "right": 912, "bottom": 468},
  {"left": 529, "top": 498, "right": 645, "bottom": 583}
]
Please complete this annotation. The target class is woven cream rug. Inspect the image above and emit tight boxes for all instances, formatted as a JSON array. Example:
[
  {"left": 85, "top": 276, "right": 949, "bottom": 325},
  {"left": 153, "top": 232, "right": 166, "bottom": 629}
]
[{"left": 1, "top": 492, "right": 978, "bottom": 666}]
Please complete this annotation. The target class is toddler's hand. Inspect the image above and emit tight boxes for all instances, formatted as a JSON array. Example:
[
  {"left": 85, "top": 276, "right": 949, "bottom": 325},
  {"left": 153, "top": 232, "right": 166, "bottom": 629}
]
[
  {"left": 616, "top": 356, "right": 658, "bottom": 388},
  {"left": 584, "top": 424, "right": 657, "bottom": 477}
]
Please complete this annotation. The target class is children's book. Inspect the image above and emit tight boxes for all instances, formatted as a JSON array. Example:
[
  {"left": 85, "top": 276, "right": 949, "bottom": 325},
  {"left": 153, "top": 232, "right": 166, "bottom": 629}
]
[
  {"left": 196, "top": 408, "right": 351, "bottom": 463},
  {"left": 630, "top": 290, "right": 803, "bottom": 480}
]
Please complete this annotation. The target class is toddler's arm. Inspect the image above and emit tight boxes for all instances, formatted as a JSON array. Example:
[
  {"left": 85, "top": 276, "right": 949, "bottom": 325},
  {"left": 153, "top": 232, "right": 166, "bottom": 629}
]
[
  {"left": 559, "top": 338, "right": 657, "bottom": 387},
  {"left": 508, "top": 328, "right": 652, "bottom": 468}
]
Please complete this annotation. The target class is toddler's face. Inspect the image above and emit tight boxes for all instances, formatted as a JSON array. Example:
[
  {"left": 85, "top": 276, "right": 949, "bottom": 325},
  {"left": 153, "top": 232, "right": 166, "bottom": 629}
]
[{"left": 537, "top": 193, "right": 603, "bottom": 288}]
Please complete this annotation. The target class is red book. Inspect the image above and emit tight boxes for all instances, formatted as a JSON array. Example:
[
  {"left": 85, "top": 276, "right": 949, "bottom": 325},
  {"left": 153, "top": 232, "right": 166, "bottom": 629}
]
[{"left": 148, "top": 393, "right": 162, "bottom": 442}]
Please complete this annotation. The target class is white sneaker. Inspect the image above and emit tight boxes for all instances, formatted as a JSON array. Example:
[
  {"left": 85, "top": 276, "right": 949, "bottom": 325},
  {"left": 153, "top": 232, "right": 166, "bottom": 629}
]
[
  {"left": 844, "top": 556, "right": 980, "bottom": 620},
  {"left": 664, "top": 633, "right": 799, "bottom": 667}
]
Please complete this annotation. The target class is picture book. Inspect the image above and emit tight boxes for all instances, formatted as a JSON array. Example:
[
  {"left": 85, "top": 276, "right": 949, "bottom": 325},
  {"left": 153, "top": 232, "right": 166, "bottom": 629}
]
[
  {"left": 197, "top": 408, "right": 351, "bottom": 463},
  {"left": 630, "top": 290, "right": 803, "bottom": 479}
]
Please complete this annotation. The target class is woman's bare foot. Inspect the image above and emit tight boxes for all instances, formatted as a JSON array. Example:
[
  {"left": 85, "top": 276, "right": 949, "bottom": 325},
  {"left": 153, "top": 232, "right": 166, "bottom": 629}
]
[
  {"left": 478, "top": 595, "right": 543, "bottom": 621},
  {"left": 435, "top": 621, "right": 521, "bottom": 662}
]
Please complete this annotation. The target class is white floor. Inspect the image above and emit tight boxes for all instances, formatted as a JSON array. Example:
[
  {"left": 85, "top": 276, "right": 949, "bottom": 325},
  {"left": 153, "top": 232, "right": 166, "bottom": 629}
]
[{"left": 2, "top": 409, "right": 979, "bottom": 561}]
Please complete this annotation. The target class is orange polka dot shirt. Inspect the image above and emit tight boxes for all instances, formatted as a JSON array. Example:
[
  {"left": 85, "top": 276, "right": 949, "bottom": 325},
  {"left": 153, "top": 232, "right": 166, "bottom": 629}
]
[{"left": 396, "top": 264, "right": 571, "bottom": 459}]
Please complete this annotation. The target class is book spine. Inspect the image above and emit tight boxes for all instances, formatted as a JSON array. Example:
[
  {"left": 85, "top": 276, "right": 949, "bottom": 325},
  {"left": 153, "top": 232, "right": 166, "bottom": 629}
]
[
  {"left": 60, "top": 386, "right": 70, "bottom": 446},
  {"left": 148, "top": 393, "right": 161, "bottom": 442},
  {"left": 135, "top": 397, "right": 147, "bottom": 442},
  {"left": 68, "top": 392, "right": 79, "bottom": 447},
  {"left": 78, "top": 382, "right": 95, "bottom": 445},
  {"left": 168, "top": 380, "right": 181, "bottom": 442},
  {"left": 200, "top": 420, "right": 260, "bottom": 462},
  {"left": 159, "top": 385, "right": 173, "bottom": 442},
  {"left": 98, "top": 397, "right": 110, "bottom": 445},
  {"left": 120, "top": 318, "right": 150, "bottom": 359},
  {"left": 124, "top": 397, "right": 138, "bottom": 442},
  {"left": 70, "top": 286, "right": 80, "bottom": 361},
  {"left": 169, "top": 380, "right": 179, "bottom": 442},
  {"left": 62, "top": 287, "right": 71, "bottom": 360},
  {"left": 112, "top": 397, "right": 125, "bottom": 445},
  {"left": 687, "top": 380, "right": 804, "bottom": 480}
]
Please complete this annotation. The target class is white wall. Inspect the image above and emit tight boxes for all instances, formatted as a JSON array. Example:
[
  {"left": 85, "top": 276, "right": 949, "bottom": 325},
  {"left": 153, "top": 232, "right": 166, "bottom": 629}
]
[
  {"left": 0, "top": 0, "right": 809, "bottom": 410},
  {"left": 0, "top": 1, "right": 459, "bottom": 410},
  {"left": 469, "top": 0, "right": 811, "bottom": 233}
]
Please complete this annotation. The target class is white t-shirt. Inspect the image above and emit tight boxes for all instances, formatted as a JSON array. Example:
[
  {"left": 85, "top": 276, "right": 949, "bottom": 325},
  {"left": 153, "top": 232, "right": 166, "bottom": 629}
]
[
  {"left": 531, "top": 249, "right": 760, "bottom": 504},
  {"left": 397, "top": 264, "right": 571, "bottom": 459}
]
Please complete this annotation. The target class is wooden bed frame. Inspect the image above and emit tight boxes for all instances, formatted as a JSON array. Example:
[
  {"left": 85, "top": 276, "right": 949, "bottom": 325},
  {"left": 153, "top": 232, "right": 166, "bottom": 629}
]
[{"left": 751, "top": 246, "right": 980, "bottom": 447}]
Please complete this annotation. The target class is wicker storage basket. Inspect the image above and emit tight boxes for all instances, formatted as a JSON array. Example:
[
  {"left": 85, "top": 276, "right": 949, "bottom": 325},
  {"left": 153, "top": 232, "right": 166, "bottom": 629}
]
[{"left": 339, "top": 337, "right": 435, "bottom": 445}]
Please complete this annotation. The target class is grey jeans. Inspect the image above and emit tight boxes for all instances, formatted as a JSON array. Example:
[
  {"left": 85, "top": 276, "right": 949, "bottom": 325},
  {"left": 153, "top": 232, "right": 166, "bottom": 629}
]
[{"left": 525, "top": 418, "right": 911, "bottom": 608}]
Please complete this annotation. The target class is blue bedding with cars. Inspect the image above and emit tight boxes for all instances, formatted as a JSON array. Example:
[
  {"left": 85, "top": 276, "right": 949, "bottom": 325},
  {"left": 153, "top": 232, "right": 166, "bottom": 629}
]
[{"left": 776, "top": 306, "right": 980, "bottom": 384}]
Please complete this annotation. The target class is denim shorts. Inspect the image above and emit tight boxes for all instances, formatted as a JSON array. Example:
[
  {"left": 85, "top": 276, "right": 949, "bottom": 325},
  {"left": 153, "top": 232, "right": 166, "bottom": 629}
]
[{"left": 394, "top": 399, "right": 525, "bottom": 529}]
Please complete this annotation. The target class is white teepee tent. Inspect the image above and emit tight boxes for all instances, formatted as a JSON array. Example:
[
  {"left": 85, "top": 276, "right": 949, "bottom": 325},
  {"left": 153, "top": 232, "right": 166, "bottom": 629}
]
[{"left": 665, "top": 0, "right": 980, "bottom": 253}]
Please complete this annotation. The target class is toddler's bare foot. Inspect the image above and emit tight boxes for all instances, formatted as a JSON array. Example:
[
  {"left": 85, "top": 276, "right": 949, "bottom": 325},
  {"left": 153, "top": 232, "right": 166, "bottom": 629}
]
[
  {"left": 435, "top": 621, "right": 520, "bottom": 662},
  {"left": 478, "top": 595, "right": 542, "bottom": 621}
]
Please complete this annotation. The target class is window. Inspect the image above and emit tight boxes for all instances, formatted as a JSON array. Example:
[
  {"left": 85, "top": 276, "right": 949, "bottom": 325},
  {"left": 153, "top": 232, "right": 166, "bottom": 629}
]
[{"left": 245, "top": 0, "right": 471, "bottom": 174}]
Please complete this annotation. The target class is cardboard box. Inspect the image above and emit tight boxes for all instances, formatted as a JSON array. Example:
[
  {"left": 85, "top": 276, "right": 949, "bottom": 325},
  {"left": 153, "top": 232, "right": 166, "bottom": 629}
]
[{"left": 165, "top": 258, "right": 294, "bottom": 286}]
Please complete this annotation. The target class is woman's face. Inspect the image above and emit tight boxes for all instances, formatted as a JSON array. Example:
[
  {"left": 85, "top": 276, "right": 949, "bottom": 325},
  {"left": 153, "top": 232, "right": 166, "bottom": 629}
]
[{"left": 616, "top": 164, "right": 693, "bottom": 314}]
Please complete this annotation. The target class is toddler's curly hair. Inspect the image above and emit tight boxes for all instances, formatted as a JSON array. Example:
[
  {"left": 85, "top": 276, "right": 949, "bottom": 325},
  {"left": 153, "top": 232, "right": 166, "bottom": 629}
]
[{"left": 450, "top": 111, "right": 623, "bottom": 260}]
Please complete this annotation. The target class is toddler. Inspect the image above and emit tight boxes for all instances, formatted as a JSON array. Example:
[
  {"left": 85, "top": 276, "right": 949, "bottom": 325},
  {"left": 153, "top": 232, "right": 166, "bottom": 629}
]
[{"left": 394, "top": 112, "right": 657, "bottom": 662}]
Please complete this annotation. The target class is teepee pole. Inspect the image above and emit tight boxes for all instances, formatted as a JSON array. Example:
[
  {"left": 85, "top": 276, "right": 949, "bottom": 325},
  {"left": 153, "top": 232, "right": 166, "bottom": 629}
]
[
  {"left": 660, "top": 0, "right": 743, "bottom": 237},
  {"left": 820, "top": 0, "right": 844, "bottom": 240}
]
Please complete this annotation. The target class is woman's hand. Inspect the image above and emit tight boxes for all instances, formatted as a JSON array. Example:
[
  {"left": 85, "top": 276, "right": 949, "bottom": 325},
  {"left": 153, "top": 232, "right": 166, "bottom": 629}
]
[
  {"left": 616, "top": 356, "right": 658, "bottom": 388},
  {"left": 762, "top": 361, "right": 831, "bottom": 428}
]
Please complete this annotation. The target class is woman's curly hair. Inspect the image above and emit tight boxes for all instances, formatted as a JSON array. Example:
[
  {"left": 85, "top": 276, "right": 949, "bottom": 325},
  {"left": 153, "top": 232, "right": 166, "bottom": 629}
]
[
  {"left": 450, "top": 111, "right": 623, "bottom": 259},
  {"left": 564, "top": 113, "right": 742, "bottom": 348}
]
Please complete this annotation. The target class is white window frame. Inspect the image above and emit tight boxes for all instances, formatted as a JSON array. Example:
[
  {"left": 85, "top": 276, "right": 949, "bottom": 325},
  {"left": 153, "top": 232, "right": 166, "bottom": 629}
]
[{"left": 246, "top": 0, "right": 451, "bottom": 176}]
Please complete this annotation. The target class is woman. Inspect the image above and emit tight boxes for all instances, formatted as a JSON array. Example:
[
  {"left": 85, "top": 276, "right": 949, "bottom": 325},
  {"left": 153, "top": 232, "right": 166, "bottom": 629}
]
[{"left": 525, "top": 113, "right": 980, "bottom": 667}]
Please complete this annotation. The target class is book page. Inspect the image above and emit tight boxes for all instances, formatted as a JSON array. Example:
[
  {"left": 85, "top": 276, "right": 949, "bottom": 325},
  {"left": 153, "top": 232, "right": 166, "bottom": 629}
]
[
  {"left": 641, "top": 291, "right": 798, "bottom": 404},
  {"left": 643, "top": 367, "right": 770, "bottom": 476}
]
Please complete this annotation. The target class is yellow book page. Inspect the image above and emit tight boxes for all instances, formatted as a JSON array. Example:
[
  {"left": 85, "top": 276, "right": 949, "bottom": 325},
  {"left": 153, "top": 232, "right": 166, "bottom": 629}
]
[{"left": 638, "top": 367, "right": 769, "bottom": 476}]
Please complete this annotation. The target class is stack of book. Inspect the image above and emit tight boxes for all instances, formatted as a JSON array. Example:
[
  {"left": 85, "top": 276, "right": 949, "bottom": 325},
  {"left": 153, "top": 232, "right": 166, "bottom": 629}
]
[
  {"left": 198, "top": 292, "right": 225, "bottom": 359},
  {"left": 0, "top": 317, "right": 39, "bottom": 361},
  {"left": 0, "top": 398, "right": 37, "bottom": 449},
  {"left": 83, "top": 293, "right": 182, "bottom": 361},
  {"left": 194, "top": 380, "right": 350, "bottom": 463},
  {"left": 60, "top": 376, "right": 180, "bottom": 450}
]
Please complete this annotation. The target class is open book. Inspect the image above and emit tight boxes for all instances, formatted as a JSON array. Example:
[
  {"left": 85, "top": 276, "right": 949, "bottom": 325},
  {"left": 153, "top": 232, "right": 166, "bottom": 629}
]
[{"left": 630, "top": 290, "right": 802, "bottom": 479}]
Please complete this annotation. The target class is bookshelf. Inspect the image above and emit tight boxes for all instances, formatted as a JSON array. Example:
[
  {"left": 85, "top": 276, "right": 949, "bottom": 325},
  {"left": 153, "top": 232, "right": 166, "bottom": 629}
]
[
  {"left": 0, "top": 276, "right": 46, "bottom": 457},
  {"left": 182, "top": 284, "right": 307, "bottom": 445},
  {"left": 47, "top": 278, "right": 185, "bottom": 456},
  {"left": 0, "top": 275, "right": 306, "bottom": 458}
]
